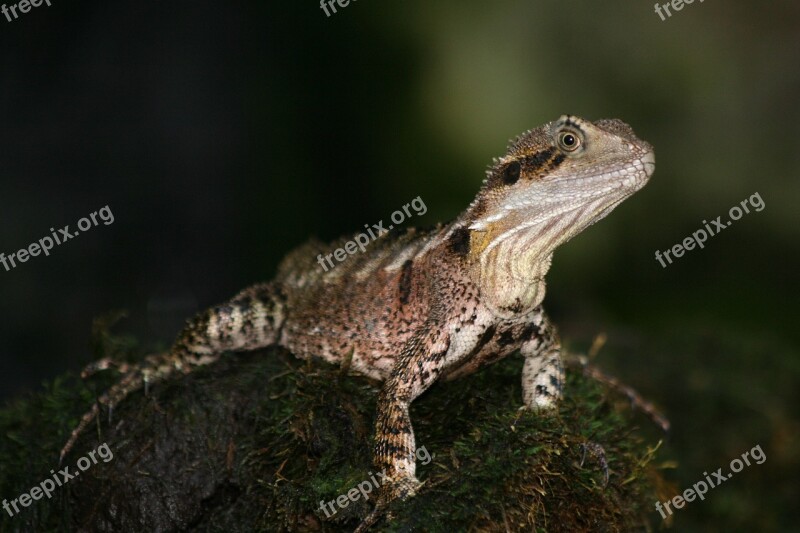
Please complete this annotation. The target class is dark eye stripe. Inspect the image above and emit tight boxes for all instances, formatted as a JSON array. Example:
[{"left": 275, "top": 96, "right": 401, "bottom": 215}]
[
  {"left": 490, "top": 146, "right": 566, "bottom": 188},
  {"left": 449, "top": 227, "right": 471, "bottom": 256},
  {"left": 501, "top": 161, "right": 521, "bottom": 184},
  {"left": 522, "top": 147, "right": 566, "bottom": 180},
  {"left": 524, "top": 147, "right": 556, "bottom": 170}
]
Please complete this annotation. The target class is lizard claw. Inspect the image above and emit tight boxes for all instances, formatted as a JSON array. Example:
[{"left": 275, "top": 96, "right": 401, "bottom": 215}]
[{"left": 579, "top": 441, "right": 609, "bottom": 487}]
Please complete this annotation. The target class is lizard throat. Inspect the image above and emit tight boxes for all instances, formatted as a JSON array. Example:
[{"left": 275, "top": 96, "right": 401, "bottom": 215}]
[
  {"left": 466, "top": 196, "right": 616, "bottom": 315},
  {"left": 474, "top": 195, "right": 613, "bottom": 278}
]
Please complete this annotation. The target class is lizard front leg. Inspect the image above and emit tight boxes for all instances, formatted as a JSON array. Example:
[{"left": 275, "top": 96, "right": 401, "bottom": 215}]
[
  {"left": 372, "top": 323, "right": 449, "bottom": 504},
  {"left": 520, "top": 309, "right": 564, "bottom": 410},
  {"left": 520, "top": 310, "right": 611, "bottom": 484}
]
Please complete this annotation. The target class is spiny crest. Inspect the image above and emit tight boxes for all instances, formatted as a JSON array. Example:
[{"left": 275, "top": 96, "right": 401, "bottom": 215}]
[
  {"left": 484, "top": 154, "right": 519, "bottom": 182},
  {"left": 477, "top": 123, "right": 554, "bottom": 187},
  {"left": 505, "top": 122, "right": 554, "bottom": 159}
]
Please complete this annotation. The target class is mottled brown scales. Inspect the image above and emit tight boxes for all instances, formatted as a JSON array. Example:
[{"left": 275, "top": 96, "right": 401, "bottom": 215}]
[{"left": 61, "top": 115, "right": 655, "bottom": 530}]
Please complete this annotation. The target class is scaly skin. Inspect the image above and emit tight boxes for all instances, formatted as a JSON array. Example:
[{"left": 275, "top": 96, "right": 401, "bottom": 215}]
[{"left": 60, "top": 115, "right": 655, "bottom": 524}]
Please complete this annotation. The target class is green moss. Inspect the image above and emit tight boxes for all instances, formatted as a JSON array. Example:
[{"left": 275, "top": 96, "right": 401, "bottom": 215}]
[{"left": 0, "top": 323, "right": 669, "bottom": 532}]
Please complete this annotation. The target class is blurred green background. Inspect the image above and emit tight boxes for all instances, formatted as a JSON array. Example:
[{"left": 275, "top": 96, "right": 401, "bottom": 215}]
[{"left": 1, "top": 0, "right": 798, "bottom": 530}]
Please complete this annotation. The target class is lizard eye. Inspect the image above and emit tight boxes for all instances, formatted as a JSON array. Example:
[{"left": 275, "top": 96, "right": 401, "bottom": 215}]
[{"left": 557, "top": 131, "right": 582, "bottom": 152}]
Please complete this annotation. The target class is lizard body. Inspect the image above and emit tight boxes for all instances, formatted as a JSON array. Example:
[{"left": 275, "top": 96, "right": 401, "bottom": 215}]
[{"left": 61, "top": 115, "right": 654, "bottom": 517}]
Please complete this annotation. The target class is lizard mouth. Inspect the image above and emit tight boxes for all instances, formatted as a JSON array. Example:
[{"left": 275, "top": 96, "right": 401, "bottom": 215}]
[
  {"left": 624, "top": 149, "right": 655, "bottom": 194},
  {"left": 625, "top": 149, "right": 655, "bottom": 192},
  {"left": 642, "top": 150, "right": 656, "bottom": 178}
]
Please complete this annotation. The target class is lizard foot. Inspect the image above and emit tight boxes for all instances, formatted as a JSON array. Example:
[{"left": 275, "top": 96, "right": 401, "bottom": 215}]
[
  {"left": 354, "top": 473, "right": 422, "bottom": 532},
  {"left": 579, "top": 441, "right": 609, "bottom": 487},
  {"left": 81, "top": 356, "right": 133, "bottom": 379},
  {"left": 61, "top": 350, "right": 218, "bottom": 464},
  {"left": 379, "top": 473, "right": 423, "bottom": 503},
  {"left": 60, "top": 363, "right": 146, "bottom": 464}
]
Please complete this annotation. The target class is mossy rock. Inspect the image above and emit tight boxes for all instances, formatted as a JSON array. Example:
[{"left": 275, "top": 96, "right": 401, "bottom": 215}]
[{"left": 0, "top": 329, "right": 671, "bottom": 532}]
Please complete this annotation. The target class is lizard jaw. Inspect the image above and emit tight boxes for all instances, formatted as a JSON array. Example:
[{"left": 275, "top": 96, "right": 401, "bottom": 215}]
[{"left": 469, "top": 148, "right": 654, "bottom": 258}]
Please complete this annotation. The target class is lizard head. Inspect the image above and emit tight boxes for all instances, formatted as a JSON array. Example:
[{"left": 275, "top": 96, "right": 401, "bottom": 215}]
[{"left": 465, "top": 115, "right": 655, "bottom": 266}]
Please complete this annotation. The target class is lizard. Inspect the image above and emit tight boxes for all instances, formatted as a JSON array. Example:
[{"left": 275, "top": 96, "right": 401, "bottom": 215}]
[{"left": 60, "top": 114, "right": 655, "bottom": 525}]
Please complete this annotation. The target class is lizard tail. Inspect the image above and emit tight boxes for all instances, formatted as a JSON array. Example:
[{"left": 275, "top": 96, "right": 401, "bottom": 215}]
[{"left": 60, "top": 282, "right": 287, "bottom": 463}]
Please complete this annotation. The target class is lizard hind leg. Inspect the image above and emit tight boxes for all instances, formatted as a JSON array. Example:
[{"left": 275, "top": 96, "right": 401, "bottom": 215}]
[
  {"left": 59, "top": 282, "right": 286, "bottom": 463},
  {"left": 59, "top": 348, "right": 220, "bottom": 464}
]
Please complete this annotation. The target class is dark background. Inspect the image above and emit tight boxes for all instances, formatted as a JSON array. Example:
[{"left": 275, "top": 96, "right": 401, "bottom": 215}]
[{"left": 1, "top": 1, "right": 798, "bottom": 530}]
